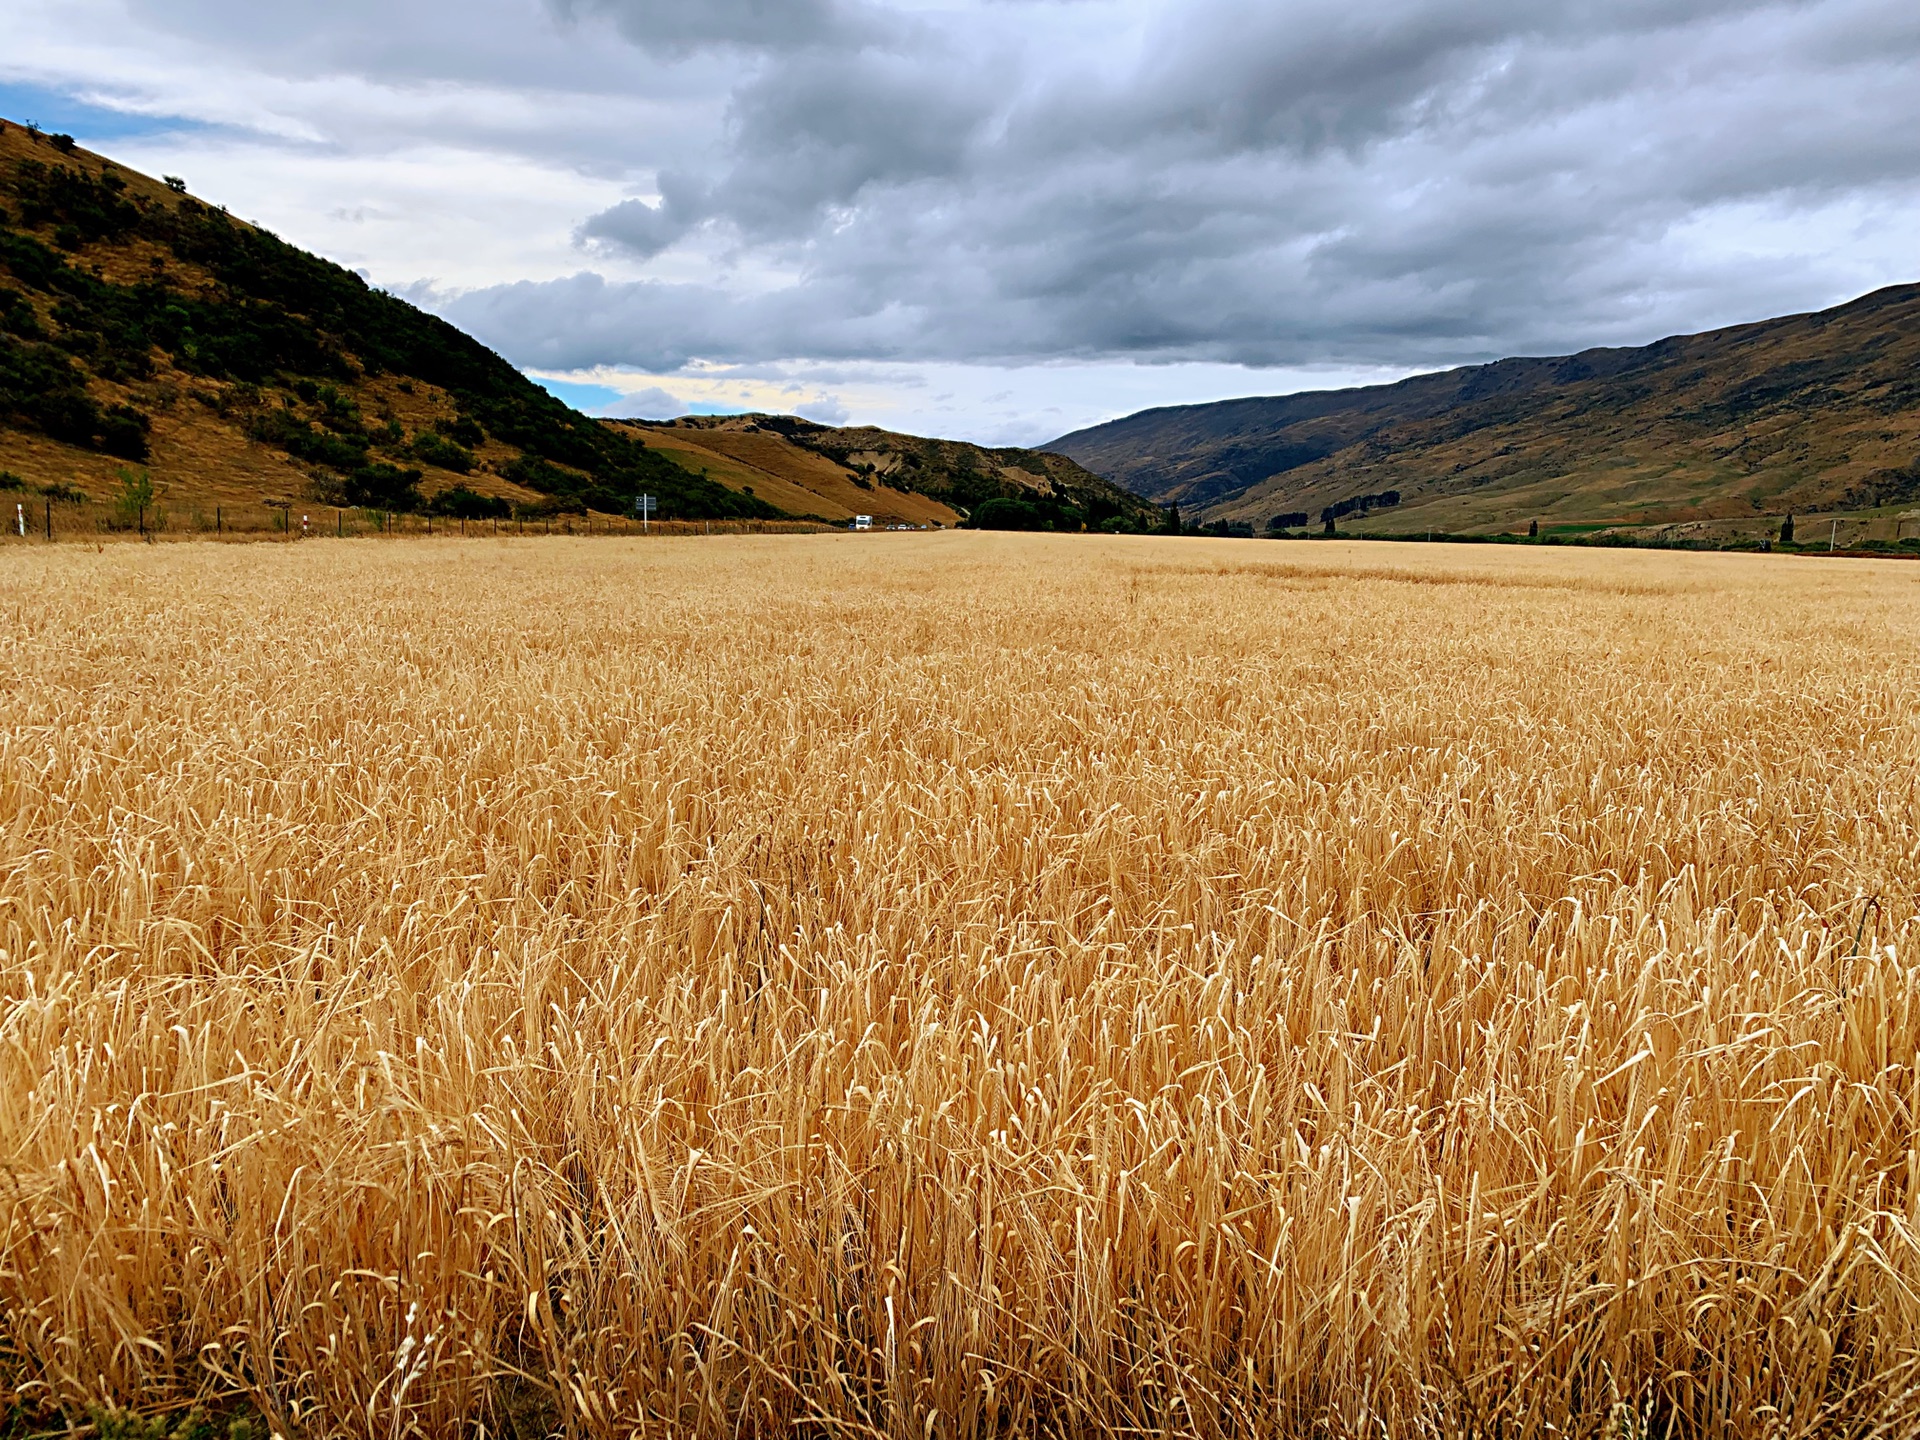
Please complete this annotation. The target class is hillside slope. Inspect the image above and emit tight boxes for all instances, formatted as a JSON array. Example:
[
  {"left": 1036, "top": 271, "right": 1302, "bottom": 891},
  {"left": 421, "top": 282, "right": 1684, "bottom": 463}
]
[
  {"left": 0, "top": 118, "right": 772, "bottom": 521},
  {"left": 620, "top": 415, "right": 1163, "bottom": 530},
  {"left": 1049, "top": 284, "right": 1920, "bottom": 535}
]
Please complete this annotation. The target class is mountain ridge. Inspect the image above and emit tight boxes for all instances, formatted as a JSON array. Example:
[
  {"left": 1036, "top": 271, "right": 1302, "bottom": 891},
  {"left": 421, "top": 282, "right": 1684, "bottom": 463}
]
[{"left": 1047, "top": 283, "right": 1920, "bottom": 537}]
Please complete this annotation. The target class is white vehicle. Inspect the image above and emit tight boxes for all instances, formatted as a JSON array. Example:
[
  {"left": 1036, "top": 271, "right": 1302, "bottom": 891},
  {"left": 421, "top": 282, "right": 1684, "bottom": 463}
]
[{"left": 852, "top": 514, "right": 874, "bottom": 530}]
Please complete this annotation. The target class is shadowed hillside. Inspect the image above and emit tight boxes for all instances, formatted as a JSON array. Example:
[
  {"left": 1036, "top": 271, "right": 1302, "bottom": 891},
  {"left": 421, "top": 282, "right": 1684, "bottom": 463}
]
[{"left": 1049, "top": 284, "right": 1920, "bottom": 538}]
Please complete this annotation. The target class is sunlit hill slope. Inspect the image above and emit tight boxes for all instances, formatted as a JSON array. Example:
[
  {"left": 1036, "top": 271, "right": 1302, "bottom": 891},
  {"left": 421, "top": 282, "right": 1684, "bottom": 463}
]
[
  {"left": 620, "top": 414, "right": 1163, "bottom": 530},
  {"left": 0, "top": 119, "right": 778, "bottom": 522}
]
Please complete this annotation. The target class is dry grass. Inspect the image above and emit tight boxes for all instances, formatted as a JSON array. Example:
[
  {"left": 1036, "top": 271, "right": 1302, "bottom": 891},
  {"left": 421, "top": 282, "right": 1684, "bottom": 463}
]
[
  {"left": 2, "top": 533, "right": 1918, "bottom": 1439},
  {"left": 613, "top": 423, "right": 960, "bottom": 527}
]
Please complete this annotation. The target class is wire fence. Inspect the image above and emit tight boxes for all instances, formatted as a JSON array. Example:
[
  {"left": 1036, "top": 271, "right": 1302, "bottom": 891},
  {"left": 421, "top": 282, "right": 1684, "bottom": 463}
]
[{"left": 1, "top": 497, "right": 836, "bottom": 544}]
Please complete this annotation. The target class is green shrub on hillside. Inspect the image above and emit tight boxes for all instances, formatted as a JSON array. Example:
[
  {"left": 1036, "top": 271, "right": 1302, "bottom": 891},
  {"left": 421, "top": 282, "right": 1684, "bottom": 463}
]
[
  {"left": 969, "top": 497, "right": 1053, "bottom": 531},
  {"left": 435, "top": 414, "right": 486, "bottom": 448},
  {"left": 341, "top": 462, "right": 423, "bottom": 510},
  {"left": 425, "top": 484, "right": 510, "bottom": 519},
  {"left": 410, "top": 430, "right": 475, "bottom": 473}
]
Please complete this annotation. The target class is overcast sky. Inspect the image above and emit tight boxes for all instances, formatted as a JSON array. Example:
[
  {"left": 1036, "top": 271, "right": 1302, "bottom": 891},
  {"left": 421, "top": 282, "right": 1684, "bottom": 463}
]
[{"left": 4, "top": 0, "right": 1917, "bottom": 444}]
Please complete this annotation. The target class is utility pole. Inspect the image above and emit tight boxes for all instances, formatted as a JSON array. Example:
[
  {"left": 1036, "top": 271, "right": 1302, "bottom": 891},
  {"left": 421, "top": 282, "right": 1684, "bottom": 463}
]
[{"left": 1831, "top": 519, "right": 1838, "bottom": 552}]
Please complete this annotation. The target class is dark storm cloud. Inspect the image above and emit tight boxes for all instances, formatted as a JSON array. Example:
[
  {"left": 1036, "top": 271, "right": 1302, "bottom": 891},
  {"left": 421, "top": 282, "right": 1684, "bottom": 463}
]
[
  {"left": 550, "top": 0, "right": 870, "bottom": 54},
  {"left": 435, "top": 0, "right": 1920, "bottom": 372},
  {"left": 579, "top": 197, "right": 691, "bottom": 257},
  {"left": 51, "top": 0, "right": 1916, "bottom": 374},
  {"left": 81, "top": 0, "right": 732, "bottom": 178}
]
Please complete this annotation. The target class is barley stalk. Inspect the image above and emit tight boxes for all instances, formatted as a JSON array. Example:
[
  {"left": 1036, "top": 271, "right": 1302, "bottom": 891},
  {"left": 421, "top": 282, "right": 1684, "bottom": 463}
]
[{"left": 1, "top": 534, "right": 1917, "bottom": 1439}]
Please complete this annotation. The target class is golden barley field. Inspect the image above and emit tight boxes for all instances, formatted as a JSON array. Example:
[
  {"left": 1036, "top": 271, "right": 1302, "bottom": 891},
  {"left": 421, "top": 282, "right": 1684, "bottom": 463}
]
[{"left": 2, "top": 533, "right": 1919, "bottom": 1440}]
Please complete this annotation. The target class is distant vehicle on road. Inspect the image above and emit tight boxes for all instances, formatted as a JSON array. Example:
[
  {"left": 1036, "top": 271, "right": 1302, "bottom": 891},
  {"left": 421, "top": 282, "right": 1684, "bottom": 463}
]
[{"left": 852, "top": 515, "right": 873, "bottom": 530}]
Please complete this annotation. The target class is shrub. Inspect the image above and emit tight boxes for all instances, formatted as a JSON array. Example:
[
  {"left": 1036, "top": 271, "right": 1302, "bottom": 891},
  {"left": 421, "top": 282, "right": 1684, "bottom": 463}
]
[
  {"left": 98, "top": 403, "right": 151, "bottom": 461},
  {"left": 112, "top": 467, "right": 155, "bottom": 529},
  {"left": 968, "top": 497, "right": 1050, "bottom": 531},
  {"left": 436, "top": 415, "right": 487, "bottom": 448},
  {"left": 410, "top": 431, "right": 475, "bottom": 474},
  {"left": 24, "top": 386, "right": 104, "bottom": 447},
  {"left": 342, "top": 462, "right": 422, "bottom": 511},
  {"left": 1320, "top": 491, "right": 1401, "bottom": 526},
  {"left": 425, "top": 485, "right": 510, "bottom": 520},
  {"left": 246, "top": 409, "right": 369, "bottom": 471}
]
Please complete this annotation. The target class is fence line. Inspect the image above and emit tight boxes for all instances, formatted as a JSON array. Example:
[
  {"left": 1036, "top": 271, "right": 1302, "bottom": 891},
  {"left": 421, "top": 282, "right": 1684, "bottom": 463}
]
[{"left": 1, "top": 499, "right": 838, "bottom": 543}]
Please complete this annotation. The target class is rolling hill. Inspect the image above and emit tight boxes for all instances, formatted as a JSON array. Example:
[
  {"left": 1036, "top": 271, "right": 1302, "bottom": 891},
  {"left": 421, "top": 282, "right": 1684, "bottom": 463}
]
[
  {"left": 0, "top": 119, "right": 1151, "bottom": 532},
  {"left": 1048, "top": 284, "right": 1920, "bottom": 539},
  {"left": 0, "top": 118, "right": 777, "bottom": 523},
  {"left": 619, "top": 415, "right": 1163, "bottom": 530}
]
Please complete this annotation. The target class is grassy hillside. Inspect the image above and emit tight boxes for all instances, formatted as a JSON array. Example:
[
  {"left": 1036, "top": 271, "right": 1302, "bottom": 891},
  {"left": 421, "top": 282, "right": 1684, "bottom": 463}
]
[
  {"left": 624, "top": 414, "right": 1164, "bottom": 530},
  {"left": 0, "top": 118, "right": 775, "bottom": 523},
  {"left": 1049, "top": 284, "right": 1920, "bottom": 539}
]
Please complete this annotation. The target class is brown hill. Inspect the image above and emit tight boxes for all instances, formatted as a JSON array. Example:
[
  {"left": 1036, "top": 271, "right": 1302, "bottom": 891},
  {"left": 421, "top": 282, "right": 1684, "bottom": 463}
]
[
  {"left": 0, "top": 119, "right": 1157, "bottom": 537},
  {"left": 618, "top": 415, "right": 1163, "bottom": 530},
  {"left": 1048, "top": 284, "right": 1920, "bottom": 540},
  {"left": 0, "top": 118, "right": 778, "bottom": 527}
]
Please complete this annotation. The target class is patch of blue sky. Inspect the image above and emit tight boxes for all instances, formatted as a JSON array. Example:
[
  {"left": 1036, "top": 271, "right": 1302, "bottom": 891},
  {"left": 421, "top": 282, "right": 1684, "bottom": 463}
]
[
  {"left": 0, "top": 79, "right": 210, "bottom": 144},
  {"left": 527, "top": 376, "right": 625, "bottom": 413}
]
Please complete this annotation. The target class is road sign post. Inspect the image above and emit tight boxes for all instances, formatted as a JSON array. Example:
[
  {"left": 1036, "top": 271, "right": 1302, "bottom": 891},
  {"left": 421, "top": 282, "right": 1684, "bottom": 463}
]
[{"left": 636, "top": 494, "right": 657, "bottom": 533}]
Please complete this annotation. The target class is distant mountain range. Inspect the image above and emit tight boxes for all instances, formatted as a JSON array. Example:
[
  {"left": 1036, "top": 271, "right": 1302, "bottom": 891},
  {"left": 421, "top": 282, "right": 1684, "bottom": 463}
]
[
  {"left": 0, "top": 119, "right": 1143, "bottom": 528},
  {"left": 1049, "top": 285, "right": 1920, "bottom": 538}
]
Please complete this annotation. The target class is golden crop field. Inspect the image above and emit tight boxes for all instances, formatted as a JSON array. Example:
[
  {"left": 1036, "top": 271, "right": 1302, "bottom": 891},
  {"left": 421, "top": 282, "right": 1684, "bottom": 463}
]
[{"left": 2, "top": 533, "right": 1918, "bottom": 1440}]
